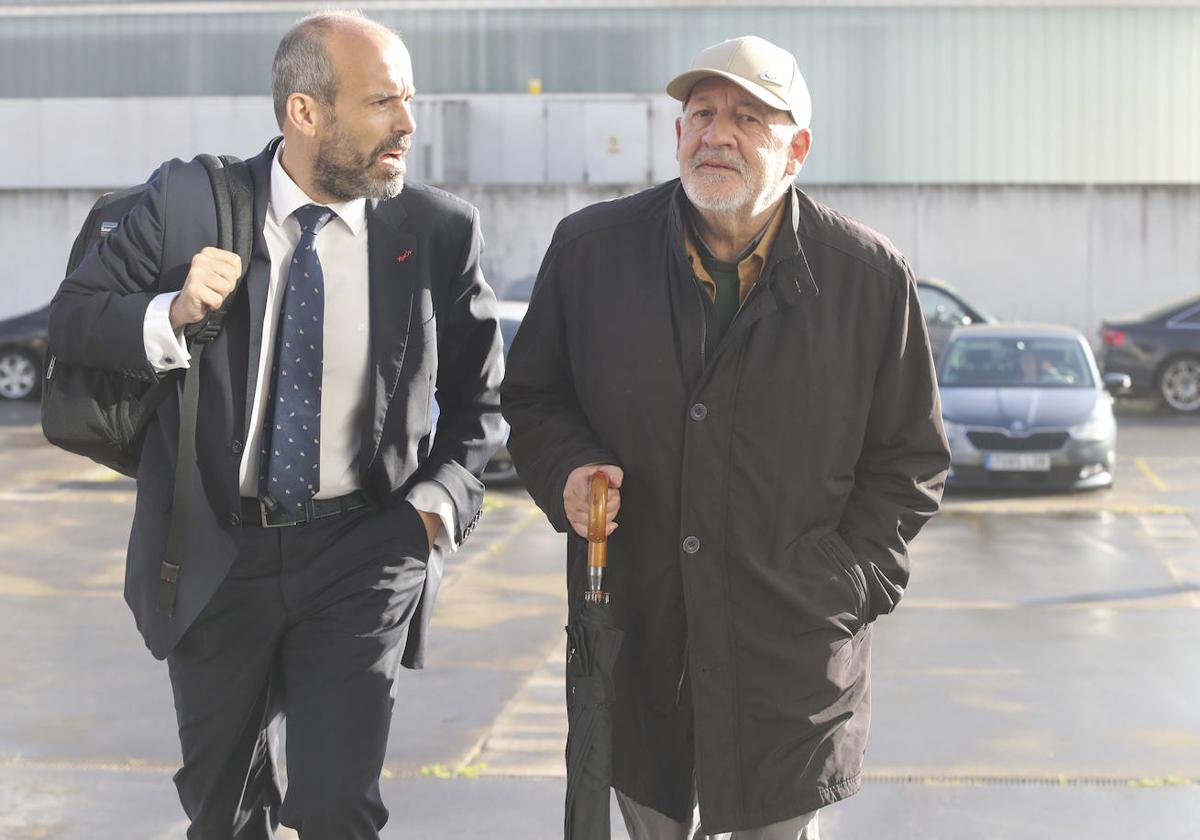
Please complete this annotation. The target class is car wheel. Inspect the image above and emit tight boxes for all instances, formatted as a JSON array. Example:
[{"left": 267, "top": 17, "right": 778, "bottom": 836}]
[
  {"left": 1158, "top": 355, "right": 1200, "bottom": 413},
  {"left": 0, "top": 347, "right": 40, "bottom": 400}
]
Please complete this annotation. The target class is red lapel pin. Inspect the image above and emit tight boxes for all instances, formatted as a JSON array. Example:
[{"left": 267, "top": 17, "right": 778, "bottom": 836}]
[{"left": 396, "top": 249, "right": 413, "bottom": 263}]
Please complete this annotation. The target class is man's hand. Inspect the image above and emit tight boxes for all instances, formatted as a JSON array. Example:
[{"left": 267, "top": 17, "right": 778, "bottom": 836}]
[
  {"left": 564, "top": 464, "right": 623, "bottom": 540},
  {"left": 169, "top": 247, "right": 243, "bottom": 331},
  {"left": 415, "top": 508, "right": 441, "bottom": 552}
]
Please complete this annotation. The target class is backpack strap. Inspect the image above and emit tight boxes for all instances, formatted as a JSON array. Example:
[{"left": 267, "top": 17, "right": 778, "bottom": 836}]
[{"left": 157, "top": 154, "right": 253, "bottom": 617}]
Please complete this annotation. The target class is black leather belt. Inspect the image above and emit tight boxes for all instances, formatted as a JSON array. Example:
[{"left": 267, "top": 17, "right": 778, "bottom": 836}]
[{"left": 240, "top": 491, "right": 371, "bottom": 528}]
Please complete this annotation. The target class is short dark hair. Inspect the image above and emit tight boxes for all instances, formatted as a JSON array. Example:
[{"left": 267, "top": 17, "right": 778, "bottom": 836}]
[{"left": 273, "top": 10, "right": 400, "bottom": 129}]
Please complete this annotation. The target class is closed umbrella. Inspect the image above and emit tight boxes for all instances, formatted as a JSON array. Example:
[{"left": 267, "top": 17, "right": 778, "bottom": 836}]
[{"left": 564, "top": 472, "right": 623, "bottom": 840}]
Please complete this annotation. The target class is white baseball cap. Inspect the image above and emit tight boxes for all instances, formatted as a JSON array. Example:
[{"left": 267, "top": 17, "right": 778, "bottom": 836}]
[{"left": 666, "top": 35, "right": 811, "bottom": 129}]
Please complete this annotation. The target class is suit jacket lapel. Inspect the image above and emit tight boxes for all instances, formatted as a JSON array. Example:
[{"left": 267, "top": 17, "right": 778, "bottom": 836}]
[
  {"left": 361, "top": 197, "right": 417, "bottom": 469},
  {"left": 240, "top": 140, "right": 277, "bottom": 442}
]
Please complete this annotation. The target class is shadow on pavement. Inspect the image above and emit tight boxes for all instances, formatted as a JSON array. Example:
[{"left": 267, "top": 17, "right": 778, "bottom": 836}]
[{"left": 0, "top": 399, "right": 40, "bottom": 428}]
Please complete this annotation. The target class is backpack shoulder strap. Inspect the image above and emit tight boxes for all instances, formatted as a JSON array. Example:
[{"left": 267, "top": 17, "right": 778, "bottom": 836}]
[
  {"left": 220, "top": 154, "right": 254, "bottom": 271},
  {"left": 157, "top": 153, "right": 254, "bottom": 618},
  {"left": 185, "top": 154, "right": 251, "bottom": 344}
]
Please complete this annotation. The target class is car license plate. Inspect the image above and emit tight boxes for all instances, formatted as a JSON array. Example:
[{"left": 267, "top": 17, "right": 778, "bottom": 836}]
[{"left": 986, "top": 452, "right": 1052, "bottom": 472}]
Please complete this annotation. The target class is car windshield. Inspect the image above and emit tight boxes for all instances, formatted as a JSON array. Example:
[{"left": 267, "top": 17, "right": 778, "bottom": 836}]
[{"left": 940, "top": 337, "right": 1094, "bottom": 389}]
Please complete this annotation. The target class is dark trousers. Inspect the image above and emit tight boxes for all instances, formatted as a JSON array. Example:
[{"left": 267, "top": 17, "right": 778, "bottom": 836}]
[{"left": 166, "top": 502, "right": 430, "bottom": 840}]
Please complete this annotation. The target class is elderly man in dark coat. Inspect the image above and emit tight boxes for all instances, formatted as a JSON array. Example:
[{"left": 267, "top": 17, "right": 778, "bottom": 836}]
[{"left": 503, "top": 35, "right": 951, "bottom": 840}]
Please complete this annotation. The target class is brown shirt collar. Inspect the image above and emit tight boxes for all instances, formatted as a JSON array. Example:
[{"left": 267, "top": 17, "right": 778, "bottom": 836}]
[{"left": 683, "top": 198, "right": 788, "bottom": 304}]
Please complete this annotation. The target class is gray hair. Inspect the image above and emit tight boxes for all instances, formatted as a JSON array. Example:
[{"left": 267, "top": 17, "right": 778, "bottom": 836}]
[{"left": 272, "top": 9, "right": 395, "bottom": 129}]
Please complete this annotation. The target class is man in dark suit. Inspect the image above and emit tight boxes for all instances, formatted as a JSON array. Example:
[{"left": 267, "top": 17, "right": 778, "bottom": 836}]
[{"left": 48, "top": 11, "right": 505, "bottom": 838}]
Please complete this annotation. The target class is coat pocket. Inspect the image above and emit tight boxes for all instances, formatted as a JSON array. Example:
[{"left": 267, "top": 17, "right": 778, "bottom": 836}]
[
  {"left": 761, "top": 530, "right": 863, "bottom": 637},
  {"left": 815, "top": 531, "right": 868, "bottom": 627}
]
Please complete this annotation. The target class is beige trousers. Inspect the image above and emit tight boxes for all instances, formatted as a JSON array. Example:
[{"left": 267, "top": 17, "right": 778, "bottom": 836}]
[{"left": 615, "top": 789, "right": 820, "bottom": 840}]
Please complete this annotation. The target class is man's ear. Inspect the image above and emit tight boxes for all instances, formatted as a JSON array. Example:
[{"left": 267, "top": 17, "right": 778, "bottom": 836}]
[
  {"left": 675, "top": 116, "right": 683, "bottom": 158},
  {"left": 786, "top": 128, "right": 813, "bottom": 176},
  {"left": 286, "top": 93, "right": 325, "bottom": 138}
]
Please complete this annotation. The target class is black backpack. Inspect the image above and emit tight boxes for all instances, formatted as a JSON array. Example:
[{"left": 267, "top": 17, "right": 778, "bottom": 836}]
[
  {"left": 42, "top": 155, "right": 253, "bottom": 476},
  {"left": 42, "top": 154, "right": 253, "bottom": 616}
]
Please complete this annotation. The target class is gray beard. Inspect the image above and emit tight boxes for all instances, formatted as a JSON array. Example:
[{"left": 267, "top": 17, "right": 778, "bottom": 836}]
[
  {"left": 313, "top": 134, "right": 406, "bottom": 202},
  {"left": 682, "top": 173, "right": 752, "bottom": 213},
  {"left": 682, "top": 169, "right": 794, "bottom": 218}
]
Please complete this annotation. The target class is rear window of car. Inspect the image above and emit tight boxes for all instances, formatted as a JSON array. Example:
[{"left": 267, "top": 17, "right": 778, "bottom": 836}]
[
  {"left": 1168, "top": 303, "right": 1200, "bottom": 327},
  {"left": 1135, "top": 295, "right": 1200, "bottom": 323},
  {"left": 940, "top": 337, "right": 1095, "bottom": 389}
]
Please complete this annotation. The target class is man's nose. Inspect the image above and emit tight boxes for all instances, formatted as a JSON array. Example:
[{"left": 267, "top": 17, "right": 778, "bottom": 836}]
[
  {"left": 395, "top": 101, "right": 416, "bottom": 135},
  {"left": 701, "top": 112, "right": 736, "bottom": 147}
]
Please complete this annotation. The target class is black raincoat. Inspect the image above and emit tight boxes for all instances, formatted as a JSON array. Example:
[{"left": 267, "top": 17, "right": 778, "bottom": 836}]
[{"left": 502, "top": 181, "right": 950, "bottom": 832}]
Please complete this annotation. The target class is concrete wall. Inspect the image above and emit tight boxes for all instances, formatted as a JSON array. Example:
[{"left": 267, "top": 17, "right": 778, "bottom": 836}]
[
  {"left": 447, "top": 182, "right": 1200, "bottom": 342},
  {"left": 6, "top": 181, "right": 1199, "bottom": 344},
  {"left": 814, "top": 185, "right": 1200, "bottom": 337}
]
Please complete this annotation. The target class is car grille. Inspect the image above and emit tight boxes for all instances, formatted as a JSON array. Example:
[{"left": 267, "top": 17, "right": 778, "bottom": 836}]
[{"left": 966, "top": 431, "right": 1070, "bottom": 451}]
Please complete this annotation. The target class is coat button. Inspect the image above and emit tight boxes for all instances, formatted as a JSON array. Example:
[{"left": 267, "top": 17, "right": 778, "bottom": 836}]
[
  {"left": 231, "top": 439, "right": 243, "bottom": 455},
  {"left": 228, "top": 512, "right": 242, "bottom": 526},
  {"left": 689, "top": 403, "right": 708, "bottom": 421},
  {"left": 682, "top": 535, "right": 701, "bottom": 554}
]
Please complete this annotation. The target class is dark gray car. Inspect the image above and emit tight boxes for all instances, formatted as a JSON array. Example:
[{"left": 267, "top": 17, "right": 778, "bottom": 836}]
[
  {"left": 939, "top": 324, "right": 1127, "bottom": 491},
  {"left": 917, "top": 278, "right": 994, "bottom": 363},
  {"left": 0, "top": 304, "right": 49, "bottom": 400},
  {"left": 1100, "top": 294, "right": 1200, "bottom": 413}
]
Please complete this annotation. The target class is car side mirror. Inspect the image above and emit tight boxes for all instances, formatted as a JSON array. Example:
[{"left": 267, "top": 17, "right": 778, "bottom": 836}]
[{"left": 1103, "top": 372, "right": 1132, "bottom": 394}]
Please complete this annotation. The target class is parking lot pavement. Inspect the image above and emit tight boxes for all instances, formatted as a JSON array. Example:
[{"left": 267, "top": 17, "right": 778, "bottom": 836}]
[{"left": 1, "top": 399, "right": 1197, "bottom": 838}]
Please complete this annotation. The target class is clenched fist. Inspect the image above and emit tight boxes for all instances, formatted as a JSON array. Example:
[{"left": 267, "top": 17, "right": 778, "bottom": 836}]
[
  {"left": 169, "top": 247, "right": 243, "bottom": 331},
  {"left": 563, "top": 464, "right": 623, "bottom": 540}
]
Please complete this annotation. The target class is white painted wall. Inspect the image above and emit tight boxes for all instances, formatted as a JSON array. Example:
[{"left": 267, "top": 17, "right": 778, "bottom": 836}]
[
  {"left": 8, "top": 182, "right": 1199, "bottom": 346},
  {"left": 813, "top": 185, "right": 1200, "bottom": 338}
]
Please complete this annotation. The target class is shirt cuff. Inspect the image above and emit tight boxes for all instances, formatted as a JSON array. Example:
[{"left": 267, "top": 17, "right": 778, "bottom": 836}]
[
  {"left": 144, "top": 292, "right": 191, "bottom": 372},
  {"left": 408, "top": 480, "right": 460, "bottom": 552}
]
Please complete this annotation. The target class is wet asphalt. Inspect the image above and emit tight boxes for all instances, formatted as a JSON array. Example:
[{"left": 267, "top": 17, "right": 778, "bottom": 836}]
[{"left": 0, "top": 400, "right": 1197, "bottom": 839}]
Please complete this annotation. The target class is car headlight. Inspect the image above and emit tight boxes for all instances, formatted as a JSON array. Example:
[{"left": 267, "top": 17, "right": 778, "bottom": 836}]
[{"left": 1070, "top": 406, "right": 1115, "bottom": 441}]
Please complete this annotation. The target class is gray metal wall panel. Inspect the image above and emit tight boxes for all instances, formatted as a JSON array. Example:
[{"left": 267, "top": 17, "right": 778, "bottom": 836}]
[
  {"left": 582, "top": 101, "right": 650, "bottom": 184},
  {"left": 545, "top": 101, "right": 587, "bottom": 182},
  {"left": 3, "top": 5, "right": 1199, "bottom": 182},
  {"left": 649, "top": 97, "right": 681, "bottom": 182},
  {"left": 466, "top": 97, "right": 547, "bottom": 183},
  {"left": 0, "top": 97, "right": 276, "bottom": 188}
]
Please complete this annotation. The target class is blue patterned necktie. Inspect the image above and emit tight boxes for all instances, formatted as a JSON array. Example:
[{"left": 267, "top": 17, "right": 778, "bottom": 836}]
[{"left": 260, "top": 203, "right": 335, "bottom": 513}]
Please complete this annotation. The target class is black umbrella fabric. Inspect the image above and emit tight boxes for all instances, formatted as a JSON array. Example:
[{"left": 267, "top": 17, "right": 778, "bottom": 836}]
[{"left": 564, "top": 473, "right": 623, "bottom": 840}]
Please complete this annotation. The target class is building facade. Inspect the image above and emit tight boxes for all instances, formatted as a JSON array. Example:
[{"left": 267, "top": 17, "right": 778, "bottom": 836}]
[{"left": 2, "top": 0, "right": 1199, "bottom": 337}]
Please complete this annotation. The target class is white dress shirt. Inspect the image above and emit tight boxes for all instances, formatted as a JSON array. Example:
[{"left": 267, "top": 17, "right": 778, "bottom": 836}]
[{"left": 143, "top": 144, "right": 458, "bottom": 549}]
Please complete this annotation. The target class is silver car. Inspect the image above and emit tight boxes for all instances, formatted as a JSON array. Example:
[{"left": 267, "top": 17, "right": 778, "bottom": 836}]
[
  {"left": 480, "top": 300, "right": 528, "bottom": 485},
  {"left": 938, "top": 324, "right": 1128, "bottom": 491},
  {"left": 429, "top": 300, "right": 526, "bottom": 485}
]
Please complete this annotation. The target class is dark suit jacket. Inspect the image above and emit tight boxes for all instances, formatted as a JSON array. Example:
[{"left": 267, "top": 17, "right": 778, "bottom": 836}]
[{"left": 49, "top": 139, "right": 506, "bottom": 662}]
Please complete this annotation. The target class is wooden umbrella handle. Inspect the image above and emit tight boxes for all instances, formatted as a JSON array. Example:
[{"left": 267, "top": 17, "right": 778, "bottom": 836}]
[{"left": 586, "top": 471, "right": 608, "bottom": 571}]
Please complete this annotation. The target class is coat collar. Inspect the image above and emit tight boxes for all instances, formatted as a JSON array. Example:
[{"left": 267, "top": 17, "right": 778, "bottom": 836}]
[
  {"left": 241, "top": 138, "right": 278, "bottom": 442},
  {"left": 667, "top": 181, "right": 819, "bottom": 308},
  {"left": 360, "top": 194, "right": 417, "bottom": 467}
]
